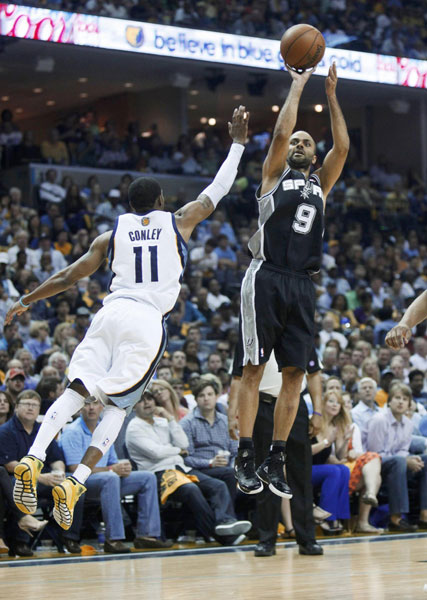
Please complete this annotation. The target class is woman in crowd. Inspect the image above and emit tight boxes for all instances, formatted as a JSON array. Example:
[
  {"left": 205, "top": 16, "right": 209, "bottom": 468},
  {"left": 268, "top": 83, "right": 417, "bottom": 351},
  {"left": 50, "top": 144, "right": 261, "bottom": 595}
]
[
  {"left": 150, "top": 379, "right": 188, "bottom": 421},
  {"left": 0, "top": 390, "right": 13, "bottom": 425},
  {"left": 326, "top": 294, "right": 358, "bottom": 331},
  {"left": 182, "top": 339, "right": 202, "bottom": 373}
]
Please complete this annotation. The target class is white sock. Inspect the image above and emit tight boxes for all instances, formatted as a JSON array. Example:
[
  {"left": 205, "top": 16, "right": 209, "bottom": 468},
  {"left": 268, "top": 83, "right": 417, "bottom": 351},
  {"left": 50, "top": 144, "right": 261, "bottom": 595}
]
[
  {"left": 29, "top": 388, "right": 85, "bottom": 461},
  {"left": 90, "top": 404, "right": 126, "bottom": 455},
  {"left": 73, "top": 464, "right": 92, "bottom": 485}
]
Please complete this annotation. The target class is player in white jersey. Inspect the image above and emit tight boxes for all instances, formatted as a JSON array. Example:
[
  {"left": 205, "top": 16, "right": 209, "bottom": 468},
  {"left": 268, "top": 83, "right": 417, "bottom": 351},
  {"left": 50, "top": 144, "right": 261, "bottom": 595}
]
[{"left": 5, "top": 106, "right": 249, "bottom": 530}]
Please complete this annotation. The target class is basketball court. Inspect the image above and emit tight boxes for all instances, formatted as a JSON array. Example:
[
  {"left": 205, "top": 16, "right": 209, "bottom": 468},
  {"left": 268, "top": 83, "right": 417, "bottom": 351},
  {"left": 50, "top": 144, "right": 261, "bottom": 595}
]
[{"left": 1, "top": 534, "right": 427, "bottom": 600}]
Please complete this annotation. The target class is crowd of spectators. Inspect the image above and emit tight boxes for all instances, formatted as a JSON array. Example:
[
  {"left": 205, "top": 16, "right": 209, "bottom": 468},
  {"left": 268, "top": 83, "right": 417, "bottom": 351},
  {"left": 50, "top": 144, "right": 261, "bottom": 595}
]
[
  {"left": 0, "top": 100, "right": 426, "bottom": 555},
  {"left": 21, "top": 0, "right": 427, "bottom": 59}
]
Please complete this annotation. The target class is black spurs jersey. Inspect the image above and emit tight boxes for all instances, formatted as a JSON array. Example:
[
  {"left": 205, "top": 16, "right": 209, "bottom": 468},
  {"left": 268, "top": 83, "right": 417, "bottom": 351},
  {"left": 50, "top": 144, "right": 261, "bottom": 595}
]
[{"left": 248, "top": 167, "right": 324, "bottom": 273}]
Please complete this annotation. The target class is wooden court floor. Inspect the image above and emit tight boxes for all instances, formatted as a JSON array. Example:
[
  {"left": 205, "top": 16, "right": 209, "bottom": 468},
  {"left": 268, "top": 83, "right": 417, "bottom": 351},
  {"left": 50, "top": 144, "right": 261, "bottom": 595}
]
[{"left": 1, "top": 536, "right": 427, "bottom": 600}]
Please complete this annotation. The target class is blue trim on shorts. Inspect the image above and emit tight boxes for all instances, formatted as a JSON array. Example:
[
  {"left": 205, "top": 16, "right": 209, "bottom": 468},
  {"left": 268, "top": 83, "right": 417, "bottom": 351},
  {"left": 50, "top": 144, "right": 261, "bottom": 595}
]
[{"left": 107, "top": 317, "right": 167, "bottom": 408}]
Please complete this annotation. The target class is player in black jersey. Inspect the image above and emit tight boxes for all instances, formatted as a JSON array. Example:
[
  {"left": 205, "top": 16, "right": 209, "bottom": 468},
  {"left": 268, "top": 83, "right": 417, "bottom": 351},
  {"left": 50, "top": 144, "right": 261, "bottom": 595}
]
[{"left": 235, "top": 63, "right": 349, "bottom": 498}]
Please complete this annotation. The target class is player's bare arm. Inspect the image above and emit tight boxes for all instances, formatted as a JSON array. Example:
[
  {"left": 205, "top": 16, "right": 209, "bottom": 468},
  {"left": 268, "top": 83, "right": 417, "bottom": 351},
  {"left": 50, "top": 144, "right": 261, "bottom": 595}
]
[
  {"left": 261, "top": 67, "right": 314, "bottom": 196},
  {"left": 385, "top": 290, "right": 427, "bottom": 349},
  {"left": 175, "top": 106, "right": 249, "bottom": 242},
  {"left": 315, "top": 63, "right": 350, "bottom": 202},
  {"left": 4, "top": 231, "right": 111, "bottom": 325}
]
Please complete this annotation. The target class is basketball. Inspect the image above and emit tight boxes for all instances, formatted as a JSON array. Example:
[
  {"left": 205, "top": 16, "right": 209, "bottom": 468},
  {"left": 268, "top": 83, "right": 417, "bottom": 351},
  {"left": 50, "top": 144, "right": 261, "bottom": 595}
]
[{"left": 280, "top": 24, "right": 326, "bottom": 72}]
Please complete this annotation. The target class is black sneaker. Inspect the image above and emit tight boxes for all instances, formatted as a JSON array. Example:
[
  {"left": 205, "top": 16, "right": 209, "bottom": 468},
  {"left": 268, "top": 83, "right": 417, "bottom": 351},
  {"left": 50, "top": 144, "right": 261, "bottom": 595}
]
[
  {"left": 234, "top": 448, "right": 263, "bottom": 495},
  {"left": 256, "top": 453, "right": 292, "bottom": 499}
]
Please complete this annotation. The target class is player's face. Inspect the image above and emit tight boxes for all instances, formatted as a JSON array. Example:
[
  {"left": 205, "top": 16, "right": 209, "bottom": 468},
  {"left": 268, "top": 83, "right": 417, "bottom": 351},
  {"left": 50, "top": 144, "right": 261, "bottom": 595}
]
[{"left": 287, "top": 132, "right": 316, "bottom": 170}]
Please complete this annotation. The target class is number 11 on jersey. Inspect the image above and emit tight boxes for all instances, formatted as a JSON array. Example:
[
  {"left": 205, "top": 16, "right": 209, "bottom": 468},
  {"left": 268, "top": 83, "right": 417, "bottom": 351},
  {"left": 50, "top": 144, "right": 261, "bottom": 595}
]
[{"left": 133, "top": 246, "right": 159, "bottom": 283}]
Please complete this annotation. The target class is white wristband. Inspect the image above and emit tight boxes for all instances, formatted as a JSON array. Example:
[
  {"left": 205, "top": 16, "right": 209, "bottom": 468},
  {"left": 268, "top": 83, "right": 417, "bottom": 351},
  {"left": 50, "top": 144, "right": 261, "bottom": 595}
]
[{"left": 202, "top": 143, "right": 245, "bottom": 208}]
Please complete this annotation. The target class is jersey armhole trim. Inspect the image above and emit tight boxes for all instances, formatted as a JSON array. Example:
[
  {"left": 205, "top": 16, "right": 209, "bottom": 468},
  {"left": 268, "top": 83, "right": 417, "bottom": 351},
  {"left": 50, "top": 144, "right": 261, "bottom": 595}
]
[
  {"left": 107, "top": 216, "right": 120, "bottom": 269},
  {"left": 171, "top": 213, "right": 188, "bottom": 271},
  {"left": 256, "top": 167, "right": 290, "bottom": 201}
]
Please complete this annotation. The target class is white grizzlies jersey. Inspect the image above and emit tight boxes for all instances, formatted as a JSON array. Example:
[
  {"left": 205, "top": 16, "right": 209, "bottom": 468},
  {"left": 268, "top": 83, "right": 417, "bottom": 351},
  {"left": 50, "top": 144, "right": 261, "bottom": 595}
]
[{"left": 103, "top": 211, "right": 187, "bottom": 315}]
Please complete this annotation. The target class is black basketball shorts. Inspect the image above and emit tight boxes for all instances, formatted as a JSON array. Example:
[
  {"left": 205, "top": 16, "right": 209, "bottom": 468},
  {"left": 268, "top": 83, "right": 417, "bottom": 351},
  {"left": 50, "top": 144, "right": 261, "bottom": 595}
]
[{"left": 239, "top": 259, "right": 316, "bottom": 372}]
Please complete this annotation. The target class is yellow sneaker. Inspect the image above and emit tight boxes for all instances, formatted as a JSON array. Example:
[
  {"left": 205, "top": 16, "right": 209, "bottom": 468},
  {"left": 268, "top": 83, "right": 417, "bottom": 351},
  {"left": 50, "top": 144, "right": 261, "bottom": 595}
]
[
  {"left": 52, "top": 476, "right": 86, "bottom": 530},
  {"left": 14, "top": 455, "right": 44, "bottom": 514}
]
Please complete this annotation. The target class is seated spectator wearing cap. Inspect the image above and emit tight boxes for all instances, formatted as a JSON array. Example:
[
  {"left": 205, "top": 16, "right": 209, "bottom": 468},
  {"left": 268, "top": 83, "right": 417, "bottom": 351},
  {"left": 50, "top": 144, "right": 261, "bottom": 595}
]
[
  {"left": 0, "top": 390, "right": 70, "bottom": 556},
  {"left": 2, "top": 368, "right": 26, "bottom": 405},
  {"left": 367, "top": 383, "right": 427, "bottom": 532},
  {"left": 72, "top": 306, "right": 91, "bottom": 342},
  {"left": 24, "top": 321, "right": 51, "bottom": 360},
  {"left": 35, "top": 234, "right": 67, "bottom": 272},
  {"left": 0, "top": 253, "right": 19, "bottom": 300},
  {"left": 60, "top": 397, "right": 170, "bottom": 553},
  {"left": 351, "top": 378, "right": 380, "bottom": 451},
  {"left": 180, "top": 380, "right": 237, "bottom": 503},
  {"left": 125, "top": 389, "right": 251, "bottom": 545},
  {"left": 409, "top": 370, "right": 427, "bottom": 410},
  {"left": 95, "top": 188, "right": 126, "bottom": 233},
  {"left": 39, "top": 168, "right": 67, "bottom": 205}
]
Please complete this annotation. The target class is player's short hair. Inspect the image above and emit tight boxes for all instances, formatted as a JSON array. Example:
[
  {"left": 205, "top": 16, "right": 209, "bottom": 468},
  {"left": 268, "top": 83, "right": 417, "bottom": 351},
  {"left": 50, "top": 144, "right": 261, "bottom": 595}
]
[{"left": 128, "top": 177, "right": 162, "bottom": 212}]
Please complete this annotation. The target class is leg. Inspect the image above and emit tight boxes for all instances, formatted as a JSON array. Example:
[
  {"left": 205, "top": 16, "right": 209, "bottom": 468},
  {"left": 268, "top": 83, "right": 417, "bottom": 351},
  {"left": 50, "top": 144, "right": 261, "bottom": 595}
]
[
  {"left": 312, "top": 465, "right": 350, "bottom": 520},
  {"left": 191, "top": 470, "right": 235, "bottom": 525},
  {"left": 85, "top": 472, "right": 125, "bottom": 541},
  {"left": 238, "top": 363, "right": 265, "bottom": 438},
  {"left": 253, "top": 400, "right": 281, "bottom": 548},
  {"left": 197, "top": 466, "right": 237, "bottom": 509},
  {"left": 171, "top": 482, "right": 216, "bottom": 540},
  {"left": 119, "top": 471, "right": 161, "bottom": 538},
  {"left": 381, "top": 456, "right": 409, "bottom": 523},
  {"left": 273, "top": 367, "right": 304, "bottom": 441},
  {"left": 416, "top": 454, "right": 427, "bottom": 521},
  {"left": 361, "top": 457, "right": 382, "bottom": 497},
  {"left": 287, "top": 397, "right": 316, "bottom": 546}
]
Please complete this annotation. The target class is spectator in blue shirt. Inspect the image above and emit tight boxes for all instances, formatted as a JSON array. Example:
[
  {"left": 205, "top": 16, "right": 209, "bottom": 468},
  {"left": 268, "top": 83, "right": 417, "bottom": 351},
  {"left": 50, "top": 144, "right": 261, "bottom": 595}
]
[
  {"left": 0, "top": 390, "right": 68, "bottom": 555},
  {"left": 180, "top": 380, "right": 238, "bottom": 505},
  {"left": 25, "top": 321, "right": 51, "bottom": 359},
  {"left": 60, "top": 398, "right": 171, "bottom": 553},
  {"left": 213, "top": 234, "right": 237, "bottom": 270}
]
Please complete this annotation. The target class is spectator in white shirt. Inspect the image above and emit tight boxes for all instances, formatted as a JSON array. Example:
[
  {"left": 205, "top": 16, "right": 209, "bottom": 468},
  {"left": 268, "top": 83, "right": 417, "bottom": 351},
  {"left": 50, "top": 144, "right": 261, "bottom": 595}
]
[
  {"left": 319, "top": 315, "right": 348, "bottom": 350},
  {"left": 207, "top": 279, "right": 230, "bottom": 312},
  {"left": 190, "top": 239, "right": 218, "bottom": 273},
  {"left": 7, "top": 230, "right": 39, "bottom": 270},
  {"left": 39, "top": 169, "right": 67, "bottom": 205},
  {"left": 0, "top": 254, "right": 19, "bottom": 299},
  {"left": 34, "top": 234, "right": 67, "bottom": 272},
  {"left": 95, "top": 189, "right": 126, "bottom": 233},
  {"left": 368, "top": 277, "right": 389, "bottom": 310}
]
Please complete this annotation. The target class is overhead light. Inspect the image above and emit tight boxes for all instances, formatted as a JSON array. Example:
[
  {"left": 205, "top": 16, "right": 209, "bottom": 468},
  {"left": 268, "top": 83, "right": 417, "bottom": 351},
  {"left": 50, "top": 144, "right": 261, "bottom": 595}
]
[
  {"left": 189, "top": 89, "right": 199, "bottom": 96},
  {"left": 314, "top": 104, "right": 323, "bottom": 113},
  {"left": 78, "top": 77, "right": 88, "bottom": 83},
  {"left": 208, "top": 118, "right": 216, "bottom": 126},
  {"left": 1, "top": 95, "right": 9, "bottom": 101},
  {"left": 233, "top": 94, "right": 243, "bottom": 100},
  {"left": 46, "top": 100, "right": 56, "bottom": 106},
  {"left": 15, "top": 108, "right": 23, "bottom": 114},
  {"left": 80, "top": 92, "right": 88, "bottom": 98},
  {"left": 33, "top": 87, "right": 42, "bottom": 93},
  {"left": 271, "top": 105, "right": 280, "bottom": 112},
  {"left": 189, "top": 104, "right": 198, "bottom": 110},
  {"left": 124, "top": 82, "right": 134, "bottom": 88},
  {"left": 200, "top": 117, "right": 208, "bottom": 124}
]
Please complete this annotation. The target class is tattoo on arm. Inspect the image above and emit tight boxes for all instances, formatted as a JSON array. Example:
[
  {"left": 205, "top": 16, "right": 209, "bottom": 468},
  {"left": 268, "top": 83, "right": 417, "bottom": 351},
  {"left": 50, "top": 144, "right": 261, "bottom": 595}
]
[{"left": 199, "top": 196, "right": 214, "bottom": 210}]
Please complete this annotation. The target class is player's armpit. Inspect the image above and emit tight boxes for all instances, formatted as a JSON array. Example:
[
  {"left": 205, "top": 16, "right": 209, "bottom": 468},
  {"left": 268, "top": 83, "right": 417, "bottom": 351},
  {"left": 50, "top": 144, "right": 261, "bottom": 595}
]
[{"left": 174, "top": 194, "right": 215, "bottom": 242}]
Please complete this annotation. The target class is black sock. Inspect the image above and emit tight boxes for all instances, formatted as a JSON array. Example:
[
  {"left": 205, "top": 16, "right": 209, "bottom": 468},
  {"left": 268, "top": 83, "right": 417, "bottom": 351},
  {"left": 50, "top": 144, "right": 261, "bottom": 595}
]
[
  {"left": 269, "top": 440, "right": 286, "bottom": 455},
  {"left": 239, "top": 437, "right": 254, "bottom": 451}
]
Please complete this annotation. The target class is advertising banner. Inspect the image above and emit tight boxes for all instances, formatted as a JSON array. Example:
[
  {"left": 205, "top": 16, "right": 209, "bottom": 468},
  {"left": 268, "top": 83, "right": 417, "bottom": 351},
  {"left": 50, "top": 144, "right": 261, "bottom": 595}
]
[{"left": 0, "top": 3, "right": 426, "bottom": 89}]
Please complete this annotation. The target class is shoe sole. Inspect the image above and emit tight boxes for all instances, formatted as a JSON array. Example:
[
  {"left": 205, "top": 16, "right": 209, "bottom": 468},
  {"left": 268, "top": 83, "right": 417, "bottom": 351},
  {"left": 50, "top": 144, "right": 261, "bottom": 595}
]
[
  {"left": 237, "top": 482, "right": 264, "bottom": 495},
  {"left": 254, "top": 549, "right": 276, "bottom": 557},
  {"left": 13, "top": 464, "right": 38, "bottom": 515},
  {"left": 215, "top": 521, "right": 252, "bottom": 536},
  {"left": 52, "top": 484, "right": 74, "bottom": 530},
  {"left": 268, "top": 482, "right": 293, "bottom": 499}
]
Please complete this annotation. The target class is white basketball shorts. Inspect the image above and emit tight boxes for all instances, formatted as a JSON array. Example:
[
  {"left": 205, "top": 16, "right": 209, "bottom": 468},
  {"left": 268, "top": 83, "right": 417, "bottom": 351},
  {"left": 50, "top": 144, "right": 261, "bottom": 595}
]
[{"left": 68, "top": 297, "right": 166, "bottom": 412}]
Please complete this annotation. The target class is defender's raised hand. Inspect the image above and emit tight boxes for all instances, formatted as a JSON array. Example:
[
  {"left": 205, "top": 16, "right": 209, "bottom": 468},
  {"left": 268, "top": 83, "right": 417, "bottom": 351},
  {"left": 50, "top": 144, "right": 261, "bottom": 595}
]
[
  {"left": 325, "top": 61, "right": 338, "bottom": 97},
  {"left": 228, "top": 105, "right": 249, "bottom": 145}
]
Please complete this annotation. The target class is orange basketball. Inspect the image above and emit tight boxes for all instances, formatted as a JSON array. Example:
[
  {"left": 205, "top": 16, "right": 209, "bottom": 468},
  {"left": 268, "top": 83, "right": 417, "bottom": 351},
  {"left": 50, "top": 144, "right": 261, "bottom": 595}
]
[{"left": 280, "top": 24, "right": 326, "bottom": 72}]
